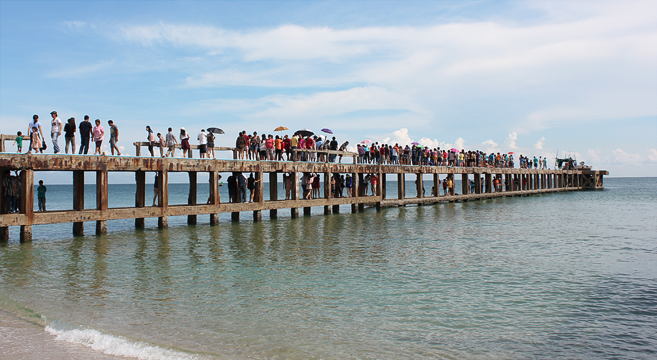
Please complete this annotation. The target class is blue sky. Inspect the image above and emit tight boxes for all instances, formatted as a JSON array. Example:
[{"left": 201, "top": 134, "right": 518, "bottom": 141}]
[{"left": 1, "top": 0, "right": 656, "bottom": 179}]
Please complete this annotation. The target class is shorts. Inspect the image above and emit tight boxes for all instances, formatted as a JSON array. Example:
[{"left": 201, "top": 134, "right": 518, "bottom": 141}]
[
  {"left": 109, "top": 138, "right": 117, "bottom": 146},
  {"left": 199, "top": 144, "right": 207, "bottom": 153},
  {"left": 95, "top": 140, "right": 102, "bottom": 148},
  {"left": 207, "top": 141, "right": 214, "bottom": 148}
]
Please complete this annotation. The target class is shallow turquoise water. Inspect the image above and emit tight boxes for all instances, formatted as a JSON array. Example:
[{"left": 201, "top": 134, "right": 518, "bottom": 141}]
[{"left": 1, "top": 177, "right": 656, "bottom": 359}]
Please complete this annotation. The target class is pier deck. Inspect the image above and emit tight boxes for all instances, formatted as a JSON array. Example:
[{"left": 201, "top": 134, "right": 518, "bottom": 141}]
[{"left": 0, "top": 153, "right": 607, "bottom": 242}]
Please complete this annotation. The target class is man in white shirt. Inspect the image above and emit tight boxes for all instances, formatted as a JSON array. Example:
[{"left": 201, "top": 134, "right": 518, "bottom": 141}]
[
  {"left": 50, "top": 111, "right": 62, "bottom": 154},
  {"left": 197, "top": 129, "right": 207, "bottom": 158}
]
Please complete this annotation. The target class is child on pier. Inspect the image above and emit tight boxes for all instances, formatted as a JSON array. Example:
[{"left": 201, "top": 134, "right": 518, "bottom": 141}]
[
  {"left": 28, "top": 127, "right": 41, "bottom": 154},
  {"left": 13, "top": 131, "right": 23, "bottom": 153}
]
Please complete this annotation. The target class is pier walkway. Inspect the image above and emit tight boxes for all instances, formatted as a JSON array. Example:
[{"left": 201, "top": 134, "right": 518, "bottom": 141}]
[{"left": 0, "top": 152, "right": 607, "bottom": 242}]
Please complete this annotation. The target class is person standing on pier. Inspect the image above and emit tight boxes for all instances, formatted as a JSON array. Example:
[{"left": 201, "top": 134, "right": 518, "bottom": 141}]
[
  {"left": 108, "top": 120, "right": 121, "bottom": 156},
  {"left": 13, "top": 132, "right": 23, "bottom": 153},
  {"left": 64, "top": 118, "right": 76, "bottom": 154},
  {"left": 180, "top": 128, "right": 190, "bottom": 158},
  {"left": 236, "top": 172, "right": 247, "bottom": 203},
  {"left": 153, "top": 173, "right": 159, "bottom": 206},
  {"left": 236, "top": 132, "right": 246, "bottom": 159},
  {"left": 37, "top": 180, "right": 46, "bottom": 211},
  {"left": 78, "top": 115, "right": 93, "bottom": 154},
  {"left": 197, "top": 129, "right": 207, "bottom": 159},
  {"left": 93, "top": 119, "right": 104, "bottom": 155},
  {"left": 27, "top": 115, "right": 44, "bottom": 153},
  {"left": 146, "top": 126, "right": 155, "bottom": 156},
  {"left": 50, "top": 111, "right": 62, "bottom": 154},
  {"left": 248, "top": 173, "right": 261, "bottom": 202},
  {"left": 329, "top": 137, "right": 338, "bottom": 162},
  {"left": 338, "top": 141, "right": 349, "bottom": 163},
  {"left": 27, "top": 126, "right": 41, "bottom": 154},
  {"left": 206, "top": 131, "right": 215, "bottom": 159},
  {"left": 165, "top": 128, "right": 178, "bottom": 157}
]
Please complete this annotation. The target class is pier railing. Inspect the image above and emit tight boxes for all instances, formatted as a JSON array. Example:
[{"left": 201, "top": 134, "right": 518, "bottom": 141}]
[{"left": 0, "top": 152, "right": 607, "bottom": 242}]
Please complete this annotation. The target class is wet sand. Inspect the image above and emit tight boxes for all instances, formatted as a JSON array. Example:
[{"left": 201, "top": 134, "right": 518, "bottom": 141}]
[{"left": 0, "top": 310, "right": 121, "bottom": 360}]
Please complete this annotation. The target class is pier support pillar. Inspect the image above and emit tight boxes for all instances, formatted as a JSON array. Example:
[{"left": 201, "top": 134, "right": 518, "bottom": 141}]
[
  {"left": 20, "top": 225, "right": 32, "bottom": 243},
  {"left": 209, "top": 171, "right": 220, "bottom": 224},
  {"left": 73, "top": 170, "right": 85, "bottom": 235},
  {"left": 461, "top": 174, "right": 469, "bottom": 195},
  {"left": 254, "top": 171, "right": 264, "bottom": 221},
  {"left": 157, "top": 170, "right": 168, "bottom": 228},
  {"left": 135, "top": 171, "right": 145, "bottom": 228},
  {"left": 474, "top": 174, "right": 482, "bottom": 194},
  {"left": 324, "top": 172, "right": 331, "bottom": 215},
  {"left": 398, "top": 172, "right": 405, "bottom": 205},
  {"left": 269, "top": 172, "right": 278, "bottom": 219},
  {"left": 95, "top": 170, "right": 108, "bottom": 235},
  {"left": 358, "top": 203, "right": 364, "bottom": 211},
  {"left": 18, "top": 170, "right": 33, "bottom": 242},
  {"left": 231, "top": 212, "right": 239, "bottom": 222},
  {"left": 417, "top": 173, "right": 424, "bottom": 198},
  {"left": 0, "top": 227, "right": 8, "bottom": 242},
  {"left": 332, "top": 204, "right": 340, "bottom": 214},
  {"left": 187, "top": 171, "right": 197, "bottom": 225},
  {"left": 358, "top": 174, "right": 365, "bottom": 197},
  {"left": 291, "top": 171, "right": 299, "bottom": 218},
  {"left": 485, "top": 174, "right": 492, "bottom": 193},
  {"left": 381, "top": 174, "right": 387, "bottom": 200},
  {"left": 433, "top": 173, "right": 439, "bottom": 197},
  {"left": 304, "top": 207, "right": 311, "bottom": 216}
]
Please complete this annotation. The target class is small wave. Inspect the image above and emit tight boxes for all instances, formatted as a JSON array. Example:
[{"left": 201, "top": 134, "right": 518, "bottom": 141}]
[{"left": 45, "top": 325, "right": 202, "bottom": 360}]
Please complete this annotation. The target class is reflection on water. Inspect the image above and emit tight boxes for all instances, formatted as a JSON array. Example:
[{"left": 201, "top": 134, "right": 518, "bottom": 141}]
[{"left": 0, "top": 178, "right": 656, "bottom": 359}]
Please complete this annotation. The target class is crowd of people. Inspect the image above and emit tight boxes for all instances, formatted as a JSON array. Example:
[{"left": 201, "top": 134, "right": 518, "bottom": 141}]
[{"left": 9, "top": 113, "right": 551, "bottom": 170}]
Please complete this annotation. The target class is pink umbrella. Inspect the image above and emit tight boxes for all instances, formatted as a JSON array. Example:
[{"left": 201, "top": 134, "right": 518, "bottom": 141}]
[
  {"left": 451, "top": 148, "right": 459, "bottom": 152},
  {"left": 508, "top": 152, "right": 515, "bottom": 154},
  {"left": 361, "top": 139, "right": 372, "bottom": 144},
  {"left": 411, "top": 142, "right": 420, "bottom": 146}
]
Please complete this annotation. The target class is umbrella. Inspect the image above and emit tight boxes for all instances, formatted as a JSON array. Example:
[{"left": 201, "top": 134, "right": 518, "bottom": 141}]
[
  {"left": 206, "top": 127, "right": 225, "bottom": 134},
  {"left": 508, "top": 152, "right": 515, "bottom": 154},
  {"left": 361, "top": 139, "right": 372, "bottom": 144},
  {"left": 450, "top": 148, "right": 459, "bottom": 152},
  {"left": 274, "top": 126, "right": 288, "bottom": 132},
  {"left": 321, "top": 128, "right": 333, "bottom": 134},
  {"left": 294, "top": 129, "right": 314, "bottom": 137},
  {"left": 411, "top": 142, "right": 420, "bottom": 146}
]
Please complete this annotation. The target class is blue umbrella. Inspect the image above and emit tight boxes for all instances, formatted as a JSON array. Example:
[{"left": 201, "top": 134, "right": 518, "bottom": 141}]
[{"left": 321, "top": 128, "right": 333, "bottom": 134}]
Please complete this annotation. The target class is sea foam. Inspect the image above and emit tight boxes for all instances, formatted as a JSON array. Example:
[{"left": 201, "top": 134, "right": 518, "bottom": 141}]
[{"left": 45, "top": 325, "right": 202, "bottom": 360}]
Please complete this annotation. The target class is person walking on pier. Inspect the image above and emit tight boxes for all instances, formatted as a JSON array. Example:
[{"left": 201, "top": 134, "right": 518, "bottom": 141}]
[
  {"left": 37, "top": 180, "right": 47, "bottom": 211},
  {"left": 93, "top": 119, "right": 104, "bottom": 155},
  {"left": 108, "top": 120, "right": 121, "bottom": 156},
  {"left": 13, "top": 132, "right": 23, "bottom": 153},
  {"left": 206, "top": 131, "right": 215, "bottom": 159},
  {"left": 27, "top": 115, "right": 44, "bottom": 154},
  {"left": 64, "top": 118, "right": 76, "bottom": 154},
  {"left": 27, "top": 126, "right": 41, "bottom": 154},
  {"left": 180, "top": 128, "right": 190, "bottom": 158},
  {"left": 198, "top": 129, "right": 207, "bottom": 159},
  {"left": 50, "top": 111, "right": 62, "bottom": 154},
  {"left": 146, "top": 126, "right": 156, "bottom": 156},
  {"left": 78, "top": 115, "right": 93, "bottom": 154},
  {"left": 165, "top": 128, "right": 178, "bottom": 157}
]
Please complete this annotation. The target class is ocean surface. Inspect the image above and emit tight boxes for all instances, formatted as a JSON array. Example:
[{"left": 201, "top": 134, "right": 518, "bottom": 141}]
[{"left": 1, "top": 177, "right": 656, "bottom": 359}]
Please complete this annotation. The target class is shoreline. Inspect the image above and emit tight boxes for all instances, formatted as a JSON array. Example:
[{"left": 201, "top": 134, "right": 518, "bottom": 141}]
[{"left": 0, "top": 309, "right": 123, "bottom": 360}]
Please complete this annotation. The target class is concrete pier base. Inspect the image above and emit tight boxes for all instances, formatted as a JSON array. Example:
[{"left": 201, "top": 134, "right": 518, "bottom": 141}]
[
  {"left": 351, "top": 204, "right": 357, "bottom": 213},
  {"left": 291, "top": 208, "right": 299, "bottom": 218},
  {"left": 210, "top": 213, "right": 219, "bottom": 225},
  {"left": 270, "top": 209, "right": 277, "bottom": 219},
  {"left": 332, "top": 204, "right": 340, "bottom": 214},
  {"left": 253, "top": 210, "right": 262, "bottom": 221},
  {"left": 158, "top": 216, "right": 168, "bottom": 228},
  {"left": 187, "top": 215, "right": 197, "bottom": 225},
  {"left": 303, "top": 207, "right": 311, "bottom": 216},
  {"left": 231, "top": 212, "right": 239, "bottom": 222},
  {"left": 96, "top": 220, "right": 107, "bottom": 235},
  {"left": 324, "top": 205, "right": 331, "bottom": 215},
  {"left": 20, "top": 225, "right": 32, "bottom": 242}
]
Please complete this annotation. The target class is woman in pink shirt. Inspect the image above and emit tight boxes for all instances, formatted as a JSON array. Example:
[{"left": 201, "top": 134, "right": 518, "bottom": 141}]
[{"left": 93, "top": 119, "right": 105, "bottom": 155}]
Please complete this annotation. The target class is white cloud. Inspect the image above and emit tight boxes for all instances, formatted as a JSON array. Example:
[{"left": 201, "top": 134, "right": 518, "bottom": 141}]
[
  {"left": 534, "top": 137, "right": 546, "bottom": 150},
  {"left": 648, "top": 149, "right": 657, "bottom": 162},
  {"left": 381, "top": 128, "right": 413, "bottom": 146},
  {"left": 587, "top": 149, "right": 601, "bottom": 163},
  {"left": 505, "top": 132, "right": 518, "bottom": 149},
  {"left": 46, "top": 61, "right": 114, "bottom": 79},
  {"left": 612, "top": 148, "right": 642, "bottom": 164}
]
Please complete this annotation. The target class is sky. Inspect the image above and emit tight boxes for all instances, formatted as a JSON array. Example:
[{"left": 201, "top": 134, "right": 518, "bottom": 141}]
[{"left": 1, "top": 0, "right": 656, "bottom": 182}]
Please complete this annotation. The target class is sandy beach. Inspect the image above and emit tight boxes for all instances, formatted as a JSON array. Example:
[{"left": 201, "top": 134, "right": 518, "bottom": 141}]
[{"left": 0, "top": 310, "right": 122, "bottom": 360}]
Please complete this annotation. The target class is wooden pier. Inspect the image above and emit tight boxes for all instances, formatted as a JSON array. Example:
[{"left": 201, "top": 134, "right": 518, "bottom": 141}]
[{"left": 0, "top": 152, "right": 607, "bottom": 242}]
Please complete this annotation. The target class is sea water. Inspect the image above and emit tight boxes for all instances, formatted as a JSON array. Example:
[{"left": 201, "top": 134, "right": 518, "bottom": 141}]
[{"left": 0, "top": 177, "right": 655, "bottom": 359}]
